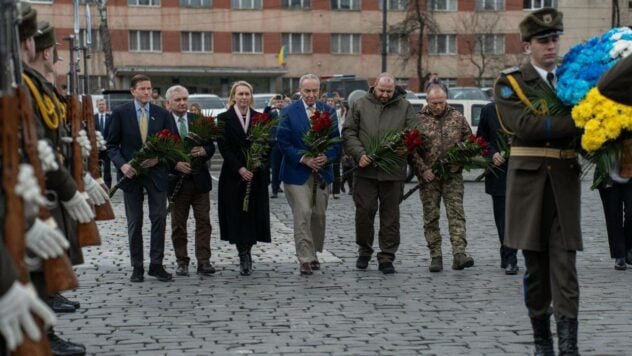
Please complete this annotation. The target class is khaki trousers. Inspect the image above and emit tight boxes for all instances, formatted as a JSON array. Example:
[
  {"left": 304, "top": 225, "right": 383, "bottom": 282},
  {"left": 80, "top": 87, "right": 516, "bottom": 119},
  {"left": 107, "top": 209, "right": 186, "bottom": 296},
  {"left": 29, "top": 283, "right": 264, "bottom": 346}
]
[{"left": 284, "top": 175, "right": 329, "bottom": 264}]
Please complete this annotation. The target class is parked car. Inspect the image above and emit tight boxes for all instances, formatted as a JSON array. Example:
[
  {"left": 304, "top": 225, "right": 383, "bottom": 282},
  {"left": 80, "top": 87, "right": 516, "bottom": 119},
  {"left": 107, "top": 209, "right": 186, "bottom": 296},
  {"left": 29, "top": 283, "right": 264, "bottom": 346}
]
[
  {"left": 448, "top": 87, "right": 488, "bottom": 100},
  {"left": 253, "top": 93, "right": 281, "bottom": 112},
  {"left": 188, "top": 94, "right": 227, "bottom": 117}
]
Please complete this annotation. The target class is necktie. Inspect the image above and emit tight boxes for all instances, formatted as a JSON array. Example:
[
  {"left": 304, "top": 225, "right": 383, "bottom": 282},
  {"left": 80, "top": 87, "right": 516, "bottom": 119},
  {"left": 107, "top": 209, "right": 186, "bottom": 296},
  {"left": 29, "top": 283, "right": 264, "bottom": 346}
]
[
  {"left": 100, "top": 114, "right": 105, "bottom": 132},
  {"left": 139, "top": 107, "right": 148, "bottom": 143},
  {"left": 547, "top": 72, "right": 556, "bottom": 89},
  {"left": 178, "top": 116, "right": 188, "bottom": 139}
]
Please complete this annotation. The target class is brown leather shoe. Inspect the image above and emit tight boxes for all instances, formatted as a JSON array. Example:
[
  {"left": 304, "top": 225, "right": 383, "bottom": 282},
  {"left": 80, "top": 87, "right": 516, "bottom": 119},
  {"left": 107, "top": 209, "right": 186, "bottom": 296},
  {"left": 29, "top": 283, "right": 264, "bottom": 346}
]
[
  {"left": 300, "top": 262, "right": 313, "bottom": 275},
  {"left": 310, "top": 259, "right": 320, "bottom": 271}
]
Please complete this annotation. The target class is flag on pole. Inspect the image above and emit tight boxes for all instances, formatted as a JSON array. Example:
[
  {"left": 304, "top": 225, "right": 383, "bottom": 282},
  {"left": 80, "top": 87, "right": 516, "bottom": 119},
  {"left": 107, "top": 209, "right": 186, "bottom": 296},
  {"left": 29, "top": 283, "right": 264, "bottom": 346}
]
[{"left": 277, "top": 45, "right": 287, "bottom": 66}]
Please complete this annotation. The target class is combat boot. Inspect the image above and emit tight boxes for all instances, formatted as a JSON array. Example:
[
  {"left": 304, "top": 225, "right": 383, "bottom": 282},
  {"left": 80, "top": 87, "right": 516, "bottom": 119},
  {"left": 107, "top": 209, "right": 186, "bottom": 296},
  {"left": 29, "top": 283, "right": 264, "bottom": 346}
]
[
  {"left": 429, "top": 256, "right": 443, "bottom": 272},
  {"left": 557, "top": 318, "right": 579, "bottom": 356},
  {"left": 530, "top": 317, "right": 554, "bottom": 356},
  {"left": 452, "top": 253, "right": 474, "bottom": 270}
]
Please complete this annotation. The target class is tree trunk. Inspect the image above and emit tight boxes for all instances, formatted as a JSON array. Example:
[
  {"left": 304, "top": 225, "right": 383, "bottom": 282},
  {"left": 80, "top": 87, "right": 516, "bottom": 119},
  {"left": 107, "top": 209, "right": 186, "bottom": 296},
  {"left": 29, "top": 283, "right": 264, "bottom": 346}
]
[{"left": 97, "top": 1, "right": 115, "bottom": 89}]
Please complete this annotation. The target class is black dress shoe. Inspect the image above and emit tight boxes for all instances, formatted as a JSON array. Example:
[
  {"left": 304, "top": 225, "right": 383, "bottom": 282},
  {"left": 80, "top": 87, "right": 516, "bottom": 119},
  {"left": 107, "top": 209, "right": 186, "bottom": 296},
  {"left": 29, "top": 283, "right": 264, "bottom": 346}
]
[
  {"left": 239, "top": 253, "right": 252, "bottom": 276},
  {"left": 505, "top": 263, "right": 519, "bottom": 275},
  {"left": 50, "top": 299, "right": 76, "bottom": 313},
  {"left": 356, "top": 255, "right": 370, "bottom": 270},
  {"left": 48, "top": 332, "right": 86, "bottom": 356},
  {"left": 148, "top": 264, "right": 173, "bottom": 282},
  {"left": 54, "top": 294, "right": 80, "bottom": 309},
  {"left": 615, "top": 258, "right": 627, "bottom": 270},
  {"left": 197, "top": 263, "right": 216, "bottom": 276},
  {"left": 176, "top": 264, "right": 189, "bottom": 276},
  {"left": 130, "top": 267, "right": 144, "bottom": 283},
  {"left": 278, "top": 188, "right": 283, "bottom": 193},
  {"left": 300, "top": 262, "right": 313, "bottom": 275},
  {"left": 378, "top": 262, "right": 396, "bottom": 274}
]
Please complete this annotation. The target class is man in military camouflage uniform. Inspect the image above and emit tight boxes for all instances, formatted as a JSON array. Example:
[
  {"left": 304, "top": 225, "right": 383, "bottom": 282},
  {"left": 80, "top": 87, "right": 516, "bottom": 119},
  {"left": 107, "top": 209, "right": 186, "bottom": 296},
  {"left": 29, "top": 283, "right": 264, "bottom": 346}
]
[
  {"left": 494, "top": 8, "right": 581, "bottom": 356},
  {"left": 414, "top": 85, "right": 475, "bottom": 272}
]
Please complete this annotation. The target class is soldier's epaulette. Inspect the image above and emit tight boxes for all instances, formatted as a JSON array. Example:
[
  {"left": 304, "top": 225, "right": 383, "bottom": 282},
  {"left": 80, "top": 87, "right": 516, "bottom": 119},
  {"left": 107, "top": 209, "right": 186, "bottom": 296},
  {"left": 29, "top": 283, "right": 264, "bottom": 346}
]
[{"left": 501, "top": 66, "right": 520, "bottom": 75}]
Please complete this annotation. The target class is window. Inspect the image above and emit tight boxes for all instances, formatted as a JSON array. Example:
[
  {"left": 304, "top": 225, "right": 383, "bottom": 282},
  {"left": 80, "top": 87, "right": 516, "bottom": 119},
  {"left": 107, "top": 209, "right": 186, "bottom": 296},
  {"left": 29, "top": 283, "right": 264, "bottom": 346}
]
[
  {"left": 283, "top": 33, "right": 312, "bottom": 54},
  {"left": 476, "top": 0, "right": 504, "bottom": 11},
  {"left": 428, "top": 0, "right": 456, "bottom": 11},
  {"left": 523, "top": 0, "right": 555, "bottom": 10},
  {"left": 379, "top": 0, "right": 408, "bottom": 10},
  {"left": 181, "top": 32, "right": 212, "bottom": 52},
  {"left": 79, "top": 28, "right": 101, "bottom": 50},
  {"left": 331, "top": 34, "right": 361, "bottom": 54},
  {"left": 128, "top": 0, "right": 160, "bottom": 6},
  {"left": 232, "top": 33, "right": 263, "bottom": 53},
  {"left": 180, "top": 0, "right": 211, "bottom": 7},
  {"left": 386, "top": 34, "right": 408, "bottom": 54},
  {"left": 129, "top": 31, "right": 162, "bottom": 52},
  {"left": 79, "top": 75, "right": 108, "bottom": 95},
  {"left": 231, "top": 0, "right": 261, "bottom": 9},
  {"left": 476, "top": 34, "right": 504, "bottom": 54},
  {"left": 428, "top": 34, "right": 456, "bottom": 55},
  {"left": 282, "top": 0, "right": 311, "bottom": 8},
  {"left": 282, "top": 77, "right": 300, "bottom": 94},
  {"left": 331, "top": 0, "right": 360, "bottom": 10}
]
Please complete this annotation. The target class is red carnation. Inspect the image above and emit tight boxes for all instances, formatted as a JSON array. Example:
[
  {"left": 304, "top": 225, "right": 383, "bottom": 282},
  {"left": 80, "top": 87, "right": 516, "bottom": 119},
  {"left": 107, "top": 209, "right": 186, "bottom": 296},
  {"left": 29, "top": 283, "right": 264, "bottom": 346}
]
[
  {"left": 251, "top": 113, "right": 271, "bottom": 126},
  {"left": 468, "top": 134, "right": 477, "bottom": 143}
]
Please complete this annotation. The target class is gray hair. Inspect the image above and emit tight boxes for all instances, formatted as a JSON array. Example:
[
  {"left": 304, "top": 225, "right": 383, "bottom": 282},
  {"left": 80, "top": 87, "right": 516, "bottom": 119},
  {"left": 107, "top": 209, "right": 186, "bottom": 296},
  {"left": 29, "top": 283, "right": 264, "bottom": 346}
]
[
  {"left": 299, "top": 73, "right": 320, "bottom": 88},
  {"left": 165, "top": 85, "right": 189, "bottom": 101}
]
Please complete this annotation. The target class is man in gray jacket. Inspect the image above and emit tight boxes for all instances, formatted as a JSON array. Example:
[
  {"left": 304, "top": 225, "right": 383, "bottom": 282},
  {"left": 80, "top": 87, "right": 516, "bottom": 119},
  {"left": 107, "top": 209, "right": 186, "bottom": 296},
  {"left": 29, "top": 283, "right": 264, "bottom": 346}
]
[{"left": 342, "top": 73, "right": 418, "bottom": 274}]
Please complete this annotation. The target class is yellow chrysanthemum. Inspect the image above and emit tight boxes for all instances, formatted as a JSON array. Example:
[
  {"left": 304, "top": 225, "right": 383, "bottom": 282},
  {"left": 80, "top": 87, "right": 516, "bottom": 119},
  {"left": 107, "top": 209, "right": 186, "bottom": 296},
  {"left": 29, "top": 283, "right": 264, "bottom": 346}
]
[{"left": 581, "top": 127, "right": 607, "bottom": 152}]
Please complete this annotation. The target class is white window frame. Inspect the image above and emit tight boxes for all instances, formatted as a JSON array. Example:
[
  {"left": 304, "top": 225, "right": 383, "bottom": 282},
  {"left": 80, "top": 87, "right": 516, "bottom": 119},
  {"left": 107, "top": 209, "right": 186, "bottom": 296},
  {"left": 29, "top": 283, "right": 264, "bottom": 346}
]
[
  {"left": 476, "top": 34, "right": 504, "bottom": 54},
  {"left": 523, "top": 0, "right": 555, "bottom": 10},
  {"left": 129, "top": 30, "right": 162, "bottom": 52},
  {"left": 231, "top": 0, "right": 262, "bottom": 9},
  {"left": 283, "top": 33, "right": 312, "bottom": 54},
  {"left": 232, "top": 33, "right": 263, "bottom": 53},
  {"left": 331, "top": 0, "right": 360, "bottom": 10},
  {"left": 180, "top": 0, "right": 212, "bottom": 7},
  {"left": 282, "top": 0, "right": 311, "bottom": 9},
  {"left": 181, "top": 32, "right": 213, "bottom": 53},
  {"left": 428, "top": 34, "right": 456, "bottom": 55},
  {"left": 128, "top": 0, "right": 161, "bottom": 6},
  {"left": 379, "top": 0, "right": 408, "bottom": 10},
  {"left": 476, "top": 0, "right": 504, "bottom": 11},
  {"left": 428, "top": 0, "right": 457, "bottom": 11},
  {"left": 331, "top": 33, "right": 361, "bottom": 54}
]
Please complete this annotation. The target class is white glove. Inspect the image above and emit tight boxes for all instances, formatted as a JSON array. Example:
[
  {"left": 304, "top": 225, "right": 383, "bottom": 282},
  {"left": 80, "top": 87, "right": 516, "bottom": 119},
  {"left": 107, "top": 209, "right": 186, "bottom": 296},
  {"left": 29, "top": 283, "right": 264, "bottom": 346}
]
[
  {"left": 37, "top": 140, "right": 59, "bottom": 172},
  {"left": 95, "top": 131, "right": 107, "bottom": 151},
  {"left": 84, "top": 173, "right": 109, "bottom": 206},
  {"left": 15, "top": 164, "right": 46, "bottom": 217},
  {"left": 61, "top": 191, "right": 94, "bottom": 223},
  {"left": 26, "top": 218, "right": 69, "bottom": 259},
  {"left": 77, "top": 130, "right": 92, "bottom": 158},
  {"left": 0, "top": 282, "right": 56, "bottom": 351}
]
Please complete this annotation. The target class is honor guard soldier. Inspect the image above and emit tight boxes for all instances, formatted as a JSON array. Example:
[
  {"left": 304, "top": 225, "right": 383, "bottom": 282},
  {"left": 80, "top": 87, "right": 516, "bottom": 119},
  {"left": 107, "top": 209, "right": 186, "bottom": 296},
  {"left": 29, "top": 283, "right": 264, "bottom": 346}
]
[{"left": 494, "top": 8, "right": 582, "bottom": 356}]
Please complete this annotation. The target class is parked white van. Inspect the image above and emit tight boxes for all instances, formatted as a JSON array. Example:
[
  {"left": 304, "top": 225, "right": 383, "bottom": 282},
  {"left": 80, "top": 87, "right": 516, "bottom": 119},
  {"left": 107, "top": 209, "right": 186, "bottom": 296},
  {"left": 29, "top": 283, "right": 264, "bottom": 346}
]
[
  {"left": 407, "top": 98, "right": 491, "bottom": 132},
  {"left": 188, "top": 94, "right": 227, "bottom": 117}
]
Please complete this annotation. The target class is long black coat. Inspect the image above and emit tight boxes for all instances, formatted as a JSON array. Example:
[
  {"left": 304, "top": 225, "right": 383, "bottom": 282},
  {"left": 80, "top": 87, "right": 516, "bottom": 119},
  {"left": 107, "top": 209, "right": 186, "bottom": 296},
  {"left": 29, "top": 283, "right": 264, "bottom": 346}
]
[
  {"left": 476, "top": 102, "right": 507, "bottom": 197},
  {"left": 217, "top": 107, "right": 271, "bottom": 245}
]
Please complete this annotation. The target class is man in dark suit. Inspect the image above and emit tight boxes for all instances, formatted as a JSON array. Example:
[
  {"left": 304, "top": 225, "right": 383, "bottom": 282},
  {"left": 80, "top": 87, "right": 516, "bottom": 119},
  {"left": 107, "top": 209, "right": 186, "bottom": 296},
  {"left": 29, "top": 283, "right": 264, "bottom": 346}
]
[
  {"left": 94, "top": 98, "right": 112, "bottom": 188},
  {"left": 107, "top": 74, "right": 177, "bottom": 283},
  {"left": 165, "top": 85, "right": 216, "bottom": 277},
  {"left": 495, "top": 9, "right": 581, "bottom": 355},
  {"left": 277, "top": 74, "right": 341, "bottom": 275},
  {"left": 476, "top": 102, "right": 517, "bottom": 275}
]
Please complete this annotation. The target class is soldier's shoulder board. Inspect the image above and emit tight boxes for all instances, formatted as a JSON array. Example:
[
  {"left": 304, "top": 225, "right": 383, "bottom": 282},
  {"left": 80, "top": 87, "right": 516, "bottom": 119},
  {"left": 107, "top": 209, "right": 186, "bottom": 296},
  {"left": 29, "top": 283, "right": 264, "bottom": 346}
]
[{"left": 501, "top": 66, "right": 520, "bottom": 75}]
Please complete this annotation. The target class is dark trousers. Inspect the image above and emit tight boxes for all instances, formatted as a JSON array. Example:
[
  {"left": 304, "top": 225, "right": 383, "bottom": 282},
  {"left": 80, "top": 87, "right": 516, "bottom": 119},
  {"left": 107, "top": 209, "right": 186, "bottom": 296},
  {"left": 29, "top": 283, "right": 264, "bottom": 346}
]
[
  {"left": 341, "top": 162, "right": 354, "bottom": 192},
  {"left": 492, "top": 195, "right": 517, "bottom": 266},
  {"left": 100, "top": 152, "right": 112, "bottom": 188},
  {"left": 170, "top": 177, "right": 212, "bottom": 266},
  {"left": 523, "top": 180, "right": 579, "bottom": 320},
  {"left": 270, "top": 143, "right": 282, "bottom": 194},
  {"left": 598, "top": 182, "right": 632, "bottom": 258},
  {"left": 123, "top": 181, "right": 167, "bottom": 268},
  {"left": 332, "top": 162, "right": 341, "bottom": 194},
  {"left": 354, "top": 176, "right": 402, "bottom": 264}
]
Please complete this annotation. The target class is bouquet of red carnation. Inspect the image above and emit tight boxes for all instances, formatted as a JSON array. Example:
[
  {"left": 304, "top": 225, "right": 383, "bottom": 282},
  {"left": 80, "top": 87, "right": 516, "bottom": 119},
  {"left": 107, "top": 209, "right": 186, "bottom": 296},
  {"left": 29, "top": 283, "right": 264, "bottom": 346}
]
[
  {"left": 109, "top": 129, "right": 189, "bottom": 197},
  {"left": 301, "top": 109, "right": 341, "bottom": 206},
  {"left": 344, "top": 127, "right": 424, "bottom": 176},
  {"left": 432, "top": 134, "right": 493, "bottom": 180},
  {"left": 242, "top": 112, "right": 278, "bottom": 212}
]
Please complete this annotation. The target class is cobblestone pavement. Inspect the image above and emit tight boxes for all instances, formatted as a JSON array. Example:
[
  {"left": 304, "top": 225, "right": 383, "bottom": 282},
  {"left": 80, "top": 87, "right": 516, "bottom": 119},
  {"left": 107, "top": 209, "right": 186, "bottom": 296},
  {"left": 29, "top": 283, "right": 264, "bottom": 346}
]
[{"left": 58, "top": 173, "right": 632, "bottom": 355}]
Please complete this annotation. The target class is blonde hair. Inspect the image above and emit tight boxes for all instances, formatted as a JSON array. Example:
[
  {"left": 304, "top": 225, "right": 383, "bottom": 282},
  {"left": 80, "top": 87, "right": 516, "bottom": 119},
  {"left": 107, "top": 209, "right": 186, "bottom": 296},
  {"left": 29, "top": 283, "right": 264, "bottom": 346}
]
[{"left": 227, "top": 81, "right": 254, "bottom": 108}]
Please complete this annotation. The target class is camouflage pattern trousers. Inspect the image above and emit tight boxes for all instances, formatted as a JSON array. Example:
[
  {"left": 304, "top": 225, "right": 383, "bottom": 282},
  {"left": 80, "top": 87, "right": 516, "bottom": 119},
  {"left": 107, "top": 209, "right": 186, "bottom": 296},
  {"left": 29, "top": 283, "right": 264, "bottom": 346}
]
[{"left": 419, "top": 174, "right": 467, "bottom": 258}]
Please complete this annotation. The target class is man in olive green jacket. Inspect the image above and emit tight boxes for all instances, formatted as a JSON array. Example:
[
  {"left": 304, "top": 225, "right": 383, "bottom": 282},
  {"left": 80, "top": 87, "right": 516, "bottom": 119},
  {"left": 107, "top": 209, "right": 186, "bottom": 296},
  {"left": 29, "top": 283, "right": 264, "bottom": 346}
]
[{"left": 342, "top": 73, "right": 418, "bottom": 274}]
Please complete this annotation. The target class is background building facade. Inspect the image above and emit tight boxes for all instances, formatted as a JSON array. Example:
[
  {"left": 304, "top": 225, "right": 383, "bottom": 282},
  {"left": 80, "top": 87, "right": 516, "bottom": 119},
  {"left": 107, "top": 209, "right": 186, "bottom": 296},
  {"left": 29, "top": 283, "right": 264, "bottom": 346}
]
[{"left": 33, "top": 0, "right": 632, "bottom": 96}]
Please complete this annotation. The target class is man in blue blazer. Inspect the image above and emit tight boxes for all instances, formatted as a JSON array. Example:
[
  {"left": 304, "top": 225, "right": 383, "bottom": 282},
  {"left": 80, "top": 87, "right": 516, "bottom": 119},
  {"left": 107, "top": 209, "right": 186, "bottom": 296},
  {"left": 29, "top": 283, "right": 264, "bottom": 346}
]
[
  {"left": 277, "top": 73, "right": 341, "bottom": 275},
  {"left": 94, "top": 98, "right": 112, "bottom": 188},
  {"left": 165, "top": 85, "right": 216, "bottom": 277},
  {"left": 107, "top": 74, "right": 177, "bottom": 282}
]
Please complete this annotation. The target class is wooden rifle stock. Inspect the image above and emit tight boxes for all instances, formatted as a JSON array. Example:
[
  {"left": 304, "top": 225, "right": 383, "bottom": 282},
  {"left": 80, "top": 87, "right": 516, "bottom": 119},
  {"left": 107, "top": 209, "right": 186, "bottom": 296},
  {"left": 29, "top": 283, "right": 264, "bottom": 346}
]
[
  {"left": 67, "top": 95, "right": 101, "bottom": 247},
  {"left": 82, "top": 95, "right": 114, "bottom": 220},
  {"left": 18, "top": 86, "right": 79, "bottom": 294},
  {"left": 2, "top": 94, "right": 52, "bottom": 356}
]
